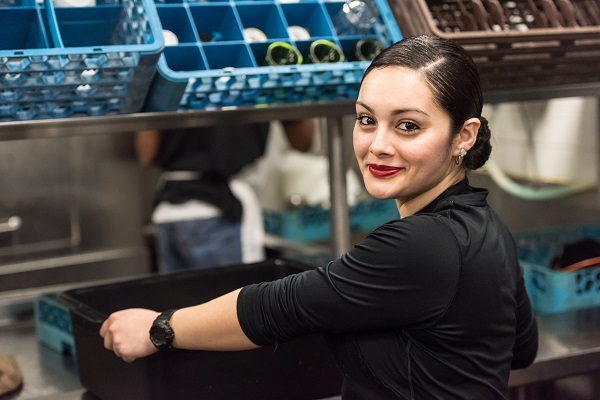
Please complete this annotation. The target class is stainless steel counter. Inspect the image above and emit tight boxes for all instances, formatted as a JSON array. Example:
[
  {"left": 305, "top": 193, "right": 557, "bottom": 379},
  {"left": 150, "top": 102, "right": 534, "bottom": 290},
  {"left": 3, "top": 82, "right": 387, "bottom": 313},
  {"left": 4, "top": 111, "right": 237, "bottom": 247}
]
[
  {"left": 509, "top": 306, "right": 600, "bottom": 387},
  {"left": 1, "top": 306, "right": 600, "bottom": 399},
  {"left": 0, "top": 320, "right": 82, "bottom": 399}
]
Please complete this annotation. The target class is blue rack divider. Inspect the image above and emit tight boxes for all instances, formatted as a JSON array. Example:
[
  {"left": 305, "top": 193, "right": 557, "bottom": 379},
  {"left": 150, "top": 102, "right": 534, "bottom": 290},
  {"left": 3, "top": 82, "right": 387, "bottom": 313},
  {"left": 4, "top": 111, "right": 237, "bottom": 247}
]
[
  {"left": 144, "top": 0, "right": 402, "bottom": 112},
  {"left": 0, "top": 0, "right": 164, "bottom": 120}
]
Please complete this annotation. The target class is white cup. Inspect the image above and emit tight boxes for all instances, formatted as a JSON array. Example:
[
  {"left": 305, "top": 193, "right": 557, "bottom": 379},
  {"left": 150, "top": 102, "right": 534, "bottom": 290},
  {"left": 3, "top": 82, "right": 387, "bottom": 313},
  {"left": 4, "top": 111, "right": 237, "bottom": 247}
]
[
  {"left": 287, "top": 26, "right": 310, "bottom": 41},
  {"left": 162, "top": 30, "right": 179, "bottom": 46},
  {"left": 243, "top": 28, "right": 268, "bottom": 43}
]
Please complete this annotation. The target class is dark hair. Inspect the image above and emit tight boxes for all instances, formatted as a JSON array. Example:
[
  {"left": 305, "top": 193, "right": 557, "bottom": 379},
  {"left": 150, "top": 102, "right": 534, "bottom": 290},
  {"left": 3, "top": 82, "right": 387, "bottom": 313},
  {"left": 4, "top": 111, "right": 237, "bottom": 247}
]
[{"left": 362, "top": 35, "right": 491, "bottom": 170}]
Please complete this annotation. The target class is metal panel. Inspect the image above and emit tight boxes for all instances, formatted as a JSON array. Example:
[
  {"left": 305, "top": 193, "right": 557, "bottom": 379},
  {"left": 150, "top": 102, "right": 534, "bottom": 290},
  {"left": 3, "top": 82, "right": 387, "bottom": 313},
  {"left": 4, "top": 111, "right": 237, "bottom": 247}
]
[
  {"left": 0, "top": 137, "right": 79, "bottom": 257},
  {"left": 0, "top": 132, "right": 151, "bottom": 294}
]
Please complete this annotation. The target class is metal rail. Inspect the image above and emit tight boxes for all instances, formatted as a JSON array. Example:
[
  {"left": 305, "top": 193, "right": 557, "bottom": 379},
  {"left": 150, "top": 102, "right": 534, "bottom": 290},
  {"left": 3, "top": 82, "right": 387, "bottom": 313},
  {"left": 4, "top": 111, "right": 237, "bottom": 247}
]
[{"left": 1, "top": 82, "right": 599, "bottom": 142}]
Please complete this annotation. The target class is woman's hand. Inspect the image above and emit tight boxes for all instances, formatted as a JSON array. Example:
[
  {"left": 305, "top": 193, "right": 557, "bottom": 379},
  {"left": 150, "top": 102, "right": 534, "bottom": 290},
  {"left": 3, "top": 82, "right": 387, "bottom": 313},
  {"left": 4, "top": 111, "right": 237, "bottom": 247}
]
[{"left": 99, "top": 308, "right": 160, "bottom": 363}]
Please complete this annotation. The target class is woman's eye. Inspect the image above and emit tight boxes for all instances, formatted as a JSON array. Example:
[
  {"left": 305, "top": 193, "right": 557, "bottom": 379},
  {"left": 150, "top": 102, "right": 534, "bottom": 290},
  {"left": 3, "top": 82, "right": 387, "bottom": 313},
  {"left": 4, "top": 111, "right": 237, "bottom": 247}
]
[
  {"left": 398, "top": 121, "right": 419, "bottom": 132},
  {"left": 356, "top": 115, "right": 374, "bottom": 126}
]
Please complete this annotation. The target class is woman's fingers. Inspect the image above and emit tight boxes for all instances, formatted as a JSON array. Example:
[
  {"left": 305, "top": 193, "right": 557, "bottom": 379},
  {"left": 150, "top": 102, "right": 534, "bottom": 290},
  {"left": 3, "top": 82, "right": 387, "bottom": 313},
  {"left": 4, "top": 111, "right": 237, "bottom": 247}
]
[{"left": 98, "top": 308, "right": 159, "bottom": 362}]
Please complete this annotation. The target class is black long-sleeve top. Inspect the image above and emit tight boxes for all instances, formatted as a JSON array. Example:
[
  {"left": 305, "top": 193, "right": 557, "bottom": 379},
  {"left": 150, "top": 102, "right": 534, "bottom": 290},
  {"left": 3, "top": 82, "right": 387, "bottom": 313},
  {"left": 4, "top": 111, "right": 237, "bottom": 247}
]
[
  {"left": 153, "top": 124, "right": 269, "bottom": 220},
  {"left": 238, "top": 179, "right": 538, "bottom": 399}
]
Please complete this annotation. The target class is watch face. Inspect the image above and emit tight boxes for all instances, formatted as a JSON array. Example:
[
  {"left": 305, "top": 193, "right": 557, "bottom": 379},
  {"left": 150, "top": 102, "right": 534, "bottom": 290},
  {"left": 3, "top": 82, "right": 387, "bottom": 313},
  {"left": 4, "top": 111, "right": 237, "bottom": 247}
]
[{"left": 150, "top": 322, "right": 174, "bottom": 349}]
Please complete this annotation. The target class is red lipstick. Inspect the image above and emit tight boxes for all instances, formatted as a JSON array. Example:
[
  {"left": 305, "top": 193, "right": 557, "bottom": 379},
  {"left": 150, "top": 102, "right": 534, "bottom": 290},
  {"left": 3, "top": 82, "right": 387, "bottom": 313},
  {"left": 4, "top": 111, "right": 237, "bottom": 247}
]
[{"left": 368, "top": 164, "right": 402, "bottom": 178}]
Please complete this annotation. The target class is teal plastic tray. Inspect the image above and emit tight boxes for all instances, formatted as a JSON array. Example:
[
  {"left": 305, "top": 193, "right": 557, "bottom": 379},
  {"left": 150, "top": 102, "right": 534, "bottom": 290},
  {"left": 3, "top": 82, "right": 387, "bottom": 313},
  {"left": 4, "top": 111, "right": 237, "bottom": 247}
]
[
  {"left": 514, "top": 225, "right": 600, "bottom": 315},
  {"left": 263, "top": 199, "right": 398, "bottom": 242},
  {"left": 34, "top": 293, "right": 76, "bottom": 356},
  {"left": 144, "top": 0, "right": 402, "bottom": 111},
  {"left": 0, "top": 0, "right": 164, "bottom": 120}
]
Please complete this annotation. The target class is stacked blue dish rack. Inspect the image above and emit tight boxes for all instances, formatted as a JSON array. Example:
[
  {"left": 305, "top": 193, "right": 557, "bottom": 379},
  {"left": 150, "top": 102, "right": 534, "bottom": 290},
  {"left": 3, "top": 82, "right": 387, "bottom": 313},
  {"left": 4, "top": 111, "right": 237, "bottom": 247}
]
[
  {"left": 0, "top": 0, "right": 163, "bottom": 120},
  {"left": 144, "top": 0, "right": 403, "bottom": 111},
  {"left": 0, "top": 0, "right": 402, "bottom": 118}
]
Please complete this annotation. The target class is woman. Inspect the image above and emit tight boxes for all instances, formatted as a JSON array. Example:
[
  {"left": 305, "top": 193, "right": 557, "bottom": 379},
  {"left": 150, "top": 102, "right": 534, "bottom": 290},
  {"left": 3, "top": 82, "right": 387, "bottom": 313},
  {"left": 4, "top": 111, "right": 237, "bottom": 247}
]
[{"left": 100, "top": 35, "right": 538, "bottom": 399}]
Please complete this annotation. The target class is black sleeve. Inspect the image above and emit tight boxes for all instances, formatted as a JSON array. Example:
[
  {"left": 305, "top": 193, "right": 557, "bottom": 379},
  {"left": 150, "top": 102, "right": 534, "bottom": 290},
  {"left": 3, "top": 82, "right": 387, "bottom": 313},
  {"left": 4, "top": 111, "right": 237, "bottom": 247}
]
[
  {"left": 510, "top": 267, "right": 538, "bottom": 369},
  {"left": 237, "top": 216, "right": 462, "bottom": 346}
]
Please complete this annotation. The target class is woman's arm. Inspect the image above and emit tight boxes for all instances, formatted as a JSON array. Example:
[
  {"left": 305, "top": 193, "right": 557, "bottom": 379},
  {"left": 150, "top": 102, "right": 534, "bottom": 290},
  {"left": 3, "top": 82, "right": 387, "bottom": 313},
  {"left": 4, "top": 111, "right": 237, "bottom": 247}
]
[
  {"left": 510, "top": 273, "right": 538, "bottom": 369},
  {"left": 135, "top": 129, "right": 160, "bottom": 166},
  {"left": 99, "top": 288, "right": 259, "bottom": 363},
  {"left": 281, "top": 119, "right": 315, "bottom": 153}
]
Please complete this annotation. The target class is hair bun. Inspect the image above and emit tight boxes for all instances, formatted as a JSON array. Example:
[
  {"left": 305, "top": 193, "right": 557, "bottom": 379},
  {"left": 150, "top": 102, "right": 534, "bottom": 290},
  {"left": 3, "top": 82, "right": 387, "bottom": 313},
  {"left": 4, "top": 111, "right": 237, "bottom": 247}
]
[{"left": 464, "top": 116, "right": 492, "bottom": 170}]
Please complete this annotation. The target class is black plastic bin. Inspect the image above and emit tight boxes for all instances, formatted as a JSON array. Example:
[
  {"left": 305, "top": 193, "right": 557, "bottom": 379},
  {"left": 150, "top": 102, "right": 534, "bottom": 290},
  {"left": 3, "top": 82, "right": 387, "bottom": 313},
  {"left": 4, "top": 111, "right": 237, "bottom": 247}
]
[{"left": 58, "top": 259, "right": 342, "bottom": 400}]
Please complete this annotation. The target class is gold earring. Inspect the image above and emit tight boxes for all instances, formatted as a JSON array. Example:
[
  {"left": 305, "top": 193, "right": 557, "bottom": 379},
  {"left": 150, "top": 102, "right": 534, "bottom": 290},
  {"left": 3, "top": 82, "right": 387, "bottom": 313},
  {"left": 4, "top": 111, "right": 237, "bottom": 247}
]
[{"left": 455, "top": 148, "right": 467, "bottom": 165}]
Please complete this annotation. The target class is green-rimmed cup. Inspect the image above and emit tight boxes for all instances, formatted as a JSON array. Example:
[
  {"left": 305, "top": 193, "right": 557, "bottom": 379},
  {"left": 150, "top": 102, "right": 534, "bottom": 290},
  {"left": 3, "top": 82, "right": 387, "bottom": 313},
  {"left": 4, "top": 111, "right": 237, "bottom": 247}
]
[
  {"left": 309, "top": 39, "right": 345, "bottom": 64},
  {"left": 355, "top": 39, "right": 384, "bottom": 61},
  {"left": 265, "top": 42, "right": 303, "bottom": 66}
]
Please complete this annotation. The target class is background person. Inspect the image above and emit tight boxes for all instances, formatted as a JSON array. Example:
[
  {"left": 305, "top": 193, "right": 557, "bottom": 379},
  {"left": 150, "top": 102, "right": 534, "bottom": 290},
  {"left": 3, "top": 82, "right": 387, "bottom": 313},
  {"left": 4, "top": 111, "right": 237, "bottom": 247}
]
[
  {"left": 135, "top": 119, "right": 314, "bottom": 273},
  {"left": 103, "top": 35, "right": 538, "bottom": 399}
]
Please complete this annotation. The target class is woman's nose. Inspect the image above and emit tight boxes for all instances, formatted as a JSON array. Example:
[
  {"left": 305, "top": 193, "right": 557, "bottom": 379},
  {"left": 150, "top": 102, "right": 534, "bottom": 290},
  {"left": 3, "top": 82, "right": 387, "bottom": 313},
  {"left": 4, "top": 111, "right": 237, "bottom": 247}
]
[{"left": 369, "top": 129, "right": 394, "bottom": 157}]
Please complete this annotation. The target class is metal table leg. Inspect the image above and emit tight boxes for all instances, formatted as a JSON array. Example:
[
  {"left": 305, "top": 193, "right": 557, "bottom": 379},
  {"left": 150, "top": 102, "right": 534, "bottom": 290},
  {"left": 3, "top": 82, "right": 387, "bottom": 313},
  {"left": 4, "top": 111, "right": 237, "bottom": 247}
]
[{"left": 326, "top": 116, "right": 351, "bottom": 259}]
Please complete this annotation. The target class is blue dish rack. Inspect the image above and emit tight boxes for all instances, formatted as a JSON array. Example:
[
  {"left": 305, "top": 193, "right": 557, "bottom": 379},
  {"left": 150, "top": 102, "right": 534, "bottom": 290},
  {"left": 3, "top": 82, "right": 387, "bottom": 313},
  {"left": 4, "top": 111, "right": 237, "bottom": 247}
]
[
  {"left": 0, "top": 0, "right": 163, "bottom": 121},
  {"left": 144, "top": 0, "right": 402, "bottom": 111},
  {"left": 34, "top": 292, "right": 76, "bottom": 356},
  {"left": 514, "top": 224, "right": 600, "bottom": 315},
  {"left": 263, "top": 199, "right": 399, "bottom": 242}
]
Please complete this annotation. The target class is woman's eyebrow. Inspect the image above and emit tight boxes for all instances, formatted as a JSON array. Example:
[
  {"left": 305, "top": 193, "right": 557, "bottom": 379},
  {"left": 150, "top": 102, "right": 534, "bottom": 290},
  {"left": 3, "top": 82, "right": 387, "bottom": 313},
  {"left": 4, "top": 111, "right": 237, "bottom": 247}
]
[
  {"left": 356, "top": 101, "right": 374, "bottom": 113},
  {"left": 356, "top": 101, "right": 429, "bottom": 117},
  {"left": 392, "top": 108, "right": 429, "bottom": 117}
]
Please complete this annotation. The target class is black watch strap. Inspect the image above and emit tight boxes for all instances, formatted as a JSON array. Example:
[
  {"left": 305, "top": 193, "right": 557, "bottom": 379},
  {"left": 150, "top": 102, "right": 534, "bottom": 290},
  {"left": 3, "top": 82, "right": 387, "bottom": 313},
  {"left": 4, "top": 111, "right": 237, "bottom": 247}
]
[{"left": 158, "top": 308, "right": 177, "bottom": 323}]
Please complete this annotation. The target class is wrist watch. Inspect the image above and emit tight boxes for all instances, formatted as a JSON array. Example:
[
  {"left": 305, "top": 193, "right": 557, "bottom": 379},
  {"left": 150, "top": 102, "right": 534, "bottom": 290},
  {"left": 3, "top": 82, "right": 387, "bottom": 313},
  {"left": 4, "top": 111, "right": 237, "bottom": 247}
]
[{"left": 149, "top": 309, "right": 178, "bottom": 351}]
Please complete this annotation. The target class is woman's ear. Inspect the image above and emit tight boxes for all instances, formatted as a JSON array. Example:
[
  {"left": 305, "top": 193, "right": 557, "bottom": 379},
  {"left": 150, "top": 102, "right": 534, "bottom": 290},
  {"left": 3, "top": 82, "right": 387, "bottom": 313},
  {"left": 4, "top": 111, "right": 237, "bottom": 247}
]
[{"left": 453, "top": 117, "right": 480, "bottom": 155}]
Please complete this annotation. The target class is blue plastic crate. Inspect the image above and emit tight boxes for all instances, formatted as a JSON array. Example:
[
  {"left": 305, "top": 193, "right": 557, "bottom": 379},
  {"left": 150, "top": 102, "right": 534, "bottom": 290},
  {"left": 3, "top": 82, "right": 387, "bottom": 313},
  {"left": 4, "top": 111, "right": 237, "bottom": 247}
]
[
  {"left": 350, "top": 197, "right": 398, "bottom": 232},
  {"left": 513, "top": 225, "right": 600, "bottom": 315},
  {"left": 264, "top": 205, "right": 331, "bottom": 242},
  {"left": 144, "top": 0, "right": 402, "bottom": 111},
  {"left": 263, "top": 199, "right": 398, "bottom": 242},
  {"left": 0, "top": 0, "right": 164, "bottom": 120},
  {"left": 34, "top": 293, "right": 76, "bottom": 356}
]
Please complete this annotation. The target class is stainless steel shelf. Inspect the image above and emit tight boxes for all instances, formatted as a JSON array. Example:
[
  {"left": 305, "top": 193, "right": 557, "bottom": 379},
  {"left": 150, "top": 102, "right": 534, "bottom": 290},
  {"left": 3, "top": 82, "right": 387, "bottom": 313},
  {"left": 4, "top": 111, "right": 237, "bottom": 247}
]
[
  {"left": 483, "top": 82, "right": 600, "bottom": 104},
  {"left": 0, "top": 101, "right": 356, "bottom": 141},
  {"left": 1, "top": 82, "right": 599, "bottom": 142}
]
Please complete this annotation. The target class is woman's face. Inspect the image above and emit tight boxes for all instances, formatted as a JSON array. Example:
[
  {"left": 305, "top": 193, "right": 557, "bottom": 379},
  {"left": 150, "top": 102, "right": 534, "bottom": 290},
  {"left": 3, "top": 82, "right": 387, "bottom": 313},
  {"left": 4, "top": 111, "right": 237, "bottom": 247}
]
[{"left": 353, "top": 66, "right": 461, "bottom": 210}]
